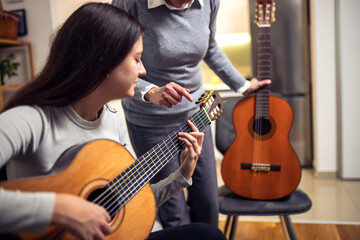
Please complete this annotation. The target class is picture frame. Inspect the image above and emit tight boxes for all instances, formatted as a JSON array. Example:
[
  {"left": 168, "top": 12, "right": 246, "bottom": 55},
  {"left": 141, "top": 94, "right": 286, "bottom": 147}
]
[{"left": 11, "top": 9, "right": 27, "bottom": 36}]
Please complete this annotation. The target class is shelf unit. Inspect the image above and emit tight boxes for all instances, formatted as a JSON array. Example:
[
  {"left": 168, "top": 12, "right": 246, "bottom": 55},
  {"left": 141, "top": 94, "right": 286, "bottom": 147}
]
[{"left": 0, "top": 38, "right": 34, "bottom": 110}]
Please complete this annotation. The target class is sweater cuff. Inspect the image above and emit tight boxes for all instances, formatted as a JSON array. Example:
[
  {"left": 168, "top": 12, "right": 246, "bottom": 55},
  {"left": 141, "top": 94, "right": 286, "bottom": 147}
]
[
  {"left": 141, "top": 84, "right": 158, "bottom": 102},
  {"left": 175, "top": 169, "right": 193, "bottom": 186},
  {"left": 236, "top": 80, "right": 250, "bottom": 96},
  {"left": 0, "top": 190, "right": 56, "bottom": 234}
]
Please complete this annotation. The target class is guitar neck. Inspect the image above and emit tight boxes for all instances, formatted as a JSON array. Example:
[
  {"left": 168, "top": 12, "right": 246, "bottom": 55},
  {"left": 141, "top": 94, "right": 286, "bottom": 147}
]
[
  {"left": 256, "top": 26, "right": 271, "bottom": 119},
  {"left": 107, "top": 108, "right": 210, "bottom": 209},
  {"left": 257, "top": 27, "right": 271, "bottom": 82}
]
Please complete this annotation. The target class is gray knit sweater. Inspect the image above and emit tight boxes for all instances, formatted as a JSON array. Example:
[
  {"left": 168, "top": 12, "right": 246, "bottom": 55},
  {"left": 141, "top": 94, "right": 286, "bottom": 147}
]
[{"left": 113, "top": 0, "right": 247, "bottom": 127}]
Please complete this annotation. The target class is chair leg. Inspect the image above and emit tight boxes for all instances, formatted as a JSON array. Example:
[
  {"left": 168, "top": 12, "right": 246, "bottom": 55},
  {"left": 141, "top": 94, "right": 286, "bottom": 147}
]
[
  {"left": 229, "top": 215, "right": 238, "bottom": 240},
  {"left": 223, "top": 215, "right": 232, "bottom": 237},
  {"left": 279, "top": 215, "right": 297, "bottom": 240}
]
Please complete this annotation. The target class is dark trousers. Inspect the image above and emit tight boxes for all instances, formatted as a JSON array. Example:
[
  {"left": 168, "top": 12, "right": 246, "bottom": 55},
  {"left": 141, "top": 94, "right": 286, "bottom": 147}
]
[
  {"left": 147, "top": 223, "right": 226, "bottom": 240},
  {"left": 126, "top": 121, "right": 219, "bottom": 228}
]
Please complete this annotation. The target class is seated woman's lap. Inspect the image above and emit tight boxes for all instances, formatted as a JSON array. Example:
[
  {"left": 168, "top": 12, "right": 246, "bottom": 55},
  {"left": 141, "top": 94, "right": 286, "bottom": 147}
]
[{"left": 147, "top": 223, "right": 226, "bottom": 240}]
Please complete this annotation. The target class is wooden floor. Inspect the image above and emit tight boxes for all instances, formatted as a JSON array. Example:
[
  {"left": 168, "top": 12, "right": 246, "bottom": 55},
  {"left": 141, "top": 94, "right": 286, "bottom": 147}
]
[{"left": 218, "top": 220, "right": 360, "bottom": 240}]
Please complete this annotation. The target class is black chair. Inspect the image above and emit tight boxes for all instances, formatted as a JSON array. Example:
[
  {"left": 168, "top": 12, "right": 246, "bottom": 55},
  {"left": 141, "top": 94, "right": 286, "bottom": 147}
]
[{"left": 215, "top": 96, "right": 312, "bottom": 240}]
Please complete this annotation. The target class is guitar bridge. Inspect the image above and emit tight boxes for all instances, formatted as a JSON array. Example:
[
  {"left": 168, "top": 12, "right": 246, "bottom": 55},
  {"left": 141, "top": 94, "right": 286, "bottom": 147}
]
[{"left": 241, "top": 163, "right": 281, "bottom": 172}]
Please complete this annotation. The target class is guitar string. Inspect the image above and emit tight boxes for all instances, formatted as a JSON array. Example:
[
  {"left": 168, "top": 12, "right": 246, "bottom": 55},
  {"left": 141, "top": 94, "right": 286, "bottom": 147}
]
[
  {"left": 90, "top": 106, "right": 212, "bottom": 217},
  {"left": 93, "top": 117, "right": 196, "bottom": 208},
  {"left": 97, "top": 97, "right": 213, "bottom": 209},
  {"left": 95, "top": 108, "right": 205, "bottom": 202},
  {"left": 91, "top": 117, "right": 198, "bottom": 216},
  {"left": 93, "top": 95, "right": 214, "bottom": 213},
  {"left": 255, "top": 27, "right": 271, "bottom": 166},
  {"left": 103, "top": 110, "right": 208, "bottom": 217},
  {"left": 102, "top": 109, "right": 209, "bottom": 218},
  {"left": 262, "top": 28, "right": 271, "bottom": 166}
]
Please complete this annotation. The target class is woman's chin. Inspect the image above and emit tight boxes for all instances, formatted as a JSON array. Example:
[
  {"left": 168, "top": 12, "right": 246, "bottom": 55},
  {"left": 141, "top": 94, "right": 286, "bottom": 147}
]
[{"left": 126, "top": 90, "right": 135, "bottom": 98}]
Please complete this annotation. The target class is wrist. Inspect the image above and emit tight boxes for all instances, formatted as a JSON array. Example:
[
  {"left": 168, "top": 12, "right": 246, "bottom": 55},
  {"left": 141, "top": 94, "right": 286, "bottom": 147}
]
[
  {"left": 52, "top": 194, "right": 67, "bottom": 226},
  {"left": 144, "top": 86, "right": 157, "bottom": 102},
  {"left": 236, "top": 80, "right": 251, "bottom": 95},
  {"left": 179, "top": 165, "right": 192, "bottom": 181}
]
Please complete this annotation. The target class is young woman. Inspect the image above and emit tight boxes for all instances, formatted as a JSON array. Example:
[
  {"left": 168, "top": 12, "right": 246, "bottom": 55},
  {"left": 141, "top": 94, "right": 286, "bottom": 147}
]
[{"left": 0, "top": 3, "right": 226, "bottom": 240}]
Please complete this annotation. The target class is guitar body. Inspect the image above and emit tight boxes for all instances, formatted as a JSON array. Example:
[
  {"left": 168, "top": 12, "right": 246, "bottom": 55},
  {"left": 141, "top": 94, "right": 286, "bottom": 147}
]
[
  {"left": 221, "top": 96, "right": 301, "bottom": 200},
  {"left": 1, "top": 140, "right": 156, "bottom": 240}
]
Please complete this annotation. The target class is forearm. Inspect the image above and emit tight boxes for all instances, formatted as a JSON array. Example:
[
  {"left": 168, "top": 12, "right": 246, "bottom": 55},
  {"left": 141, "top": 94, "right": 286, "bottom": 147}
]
[
  {"left": 150, "top": 169, "right": 192, "bottom": 207},
  {"left": 0, "top": 188, "right": 55, "bottom": 234}
]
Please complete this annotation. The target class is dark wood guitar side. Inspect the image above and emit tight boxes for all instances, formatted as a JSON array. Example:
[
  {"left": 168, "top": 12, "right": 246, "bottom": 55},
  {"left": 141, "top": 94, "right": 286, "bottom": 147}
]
[
  {"left": 0, "top": 91, "right": 223, "bottom": 240},
  {"left": 221, "top": 0, "right": 301, "bottom": 200}
]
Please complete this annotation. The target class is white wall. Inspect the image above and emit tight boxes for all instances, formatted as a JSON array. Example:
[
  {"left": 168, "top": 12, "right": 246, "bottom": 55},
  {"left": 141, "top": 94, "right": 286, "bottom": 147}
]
[
  {"left": 309, "top": 0, "right": 360, "bottom": 178},
  {"left": 309, "top": 0, "right": 337, "bottom": 175},
  {"left": 51, "top": 0, "right": 111, "bottom": 30},
  {"left": 336, "top": 0, "right": 360, "bottom": 179},
  {"left": 216, "top": 0, "right": 250, "bottom": 34}
]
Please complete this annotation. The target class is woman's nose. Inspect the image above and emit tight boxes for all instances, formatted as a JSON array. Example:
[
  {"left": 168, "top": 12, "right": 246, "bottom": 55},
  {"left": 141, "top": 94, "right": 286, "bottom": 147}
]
[{"left": 139, "top": 64, "right": 146, "bottom": 77}]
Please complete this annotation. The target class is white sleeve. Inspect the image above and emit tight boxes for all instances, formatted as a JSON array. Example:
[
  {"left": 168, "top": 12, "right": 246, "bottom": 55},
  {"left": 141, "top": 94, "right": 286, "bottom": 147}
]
[
  {"left": 0, "top": 106, "right": 45, "bottom": 165},
  {"left": 0, "top": 188, "right": 55, "bottom": 234},
  {"left": 236, "top": 80, "right": 251, "bottom": 96},
  {"left": 0, "top": 106, "right": 55, "bottom": 233},
  {"left": 141, "top": 84, "right": 157, "bottom": 102},
  {"left": 150, "top": 169, "right": 192, "bottom": 207}
]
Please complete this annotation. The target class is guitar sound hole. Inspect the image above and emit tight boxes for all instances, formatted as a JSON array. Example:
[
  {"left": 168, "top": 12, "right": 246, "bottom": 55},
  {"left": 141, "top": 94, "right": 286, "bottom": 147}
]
[
  {"left": 87, "top": 188, "right": 121, "bottom": 220},
  {"left": 253, "top": 117, "right": 271, "bottom": 135}
]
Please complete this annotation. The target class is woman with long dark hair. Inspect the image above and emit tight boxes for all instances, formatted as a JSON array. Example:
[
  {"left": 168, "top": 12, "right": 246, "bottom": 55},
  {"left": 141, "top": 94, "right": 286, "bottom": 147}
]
[{"left": 0, "top": 3, "right": 225, "bottom": 240}]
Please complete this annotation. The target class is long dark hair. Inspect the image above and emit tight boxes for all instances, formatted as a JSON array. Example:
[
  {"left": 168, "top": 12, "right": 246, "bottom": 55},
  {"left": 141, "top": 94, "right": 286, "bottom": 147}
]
[{"left": 3, "top": 3, "right": 143, "bottom": 112}]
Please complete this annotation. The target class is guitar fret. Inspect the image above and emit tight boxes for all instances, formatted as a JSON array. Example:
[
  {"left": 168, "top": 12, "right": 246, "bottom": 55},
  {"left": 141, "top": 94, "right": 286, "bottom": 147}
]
[
  {"left": 164, "top": 138, "right": 172, "bottom": 154},
  {"left": 258, "top": 67, "right": 271, "bottom": 71},
  {"left": 150, "top": 148, "right": 160, "bottom": 171},
  {"left": 144, "top": 153, "right": 152, "bottom": 173},
  {"left": 157, "top": 143, "right": 166, "bottom": 167},
  {"left": 138, "top": 158, "right": 150, "bottom": 182},
  {"left": 258, "top": 54, "right": 271, "bottom": 58},
  {"left": 192, "top": 114, "right": 202, "bottom": 131},
  {"left": 133, "top": 160, "right": 142, "bottom": 181},
  {"left": 178, "top": 125, "right": 186, "bottom": 149}
]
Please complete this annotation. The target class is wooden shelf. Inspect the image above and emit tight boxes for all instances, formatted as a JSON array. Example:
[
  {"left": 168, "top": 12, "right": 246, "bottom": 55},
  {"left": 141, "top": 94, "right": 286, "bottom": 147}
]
[
  {"left": 0, "top": 39, "right": 34, "bottom": 110},
  {"left": 0, "top": 38, "right": 31, "bottom": 47},
  {"left": 1, "top": 84, "right": 25, "bottom": 89}
]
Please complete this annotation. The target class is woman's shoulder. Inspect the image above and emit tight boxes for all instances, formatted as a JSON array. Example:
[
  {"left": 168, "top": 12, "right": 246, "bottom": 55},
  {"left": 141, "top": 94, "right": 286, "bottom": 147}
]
[
  {"left": 1, "top": 105, "right": 46, "bottom": 119},
  {"left": 0, "top": 105, "right": 65, "bottom": 131},
  {"left": 0, "top": 105, "right": 50, "bottom": 147}
]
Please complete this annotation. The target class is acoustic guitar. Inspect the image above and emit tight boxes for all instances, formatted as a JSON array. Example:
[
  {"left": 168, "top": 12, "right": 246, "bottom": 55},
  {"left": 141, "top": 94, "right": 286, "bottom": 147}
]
[
  {"left": 221, "top": 0, "right": 301, "bottom": 200},
  {"left": 0, "top": 91, "right": 223, "bottom": 240}
]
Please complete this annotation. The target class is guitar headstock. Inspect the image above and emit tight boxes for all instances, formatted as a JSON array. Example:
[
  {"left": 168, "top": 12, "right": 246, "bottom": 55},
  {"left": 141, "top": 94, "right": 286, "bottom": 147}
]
[
  {"left": 255, "top": 0, "right": 276, "bottom": 27},
  {"left": 197, "top": 91, "right": 223, "bottom": 121}
]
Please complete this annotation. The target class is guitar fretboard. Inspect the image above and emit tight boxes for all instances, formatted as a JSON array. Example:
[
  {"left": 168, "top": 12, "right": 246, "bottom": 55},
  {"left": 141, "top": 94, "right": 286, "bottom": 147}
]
[
  {"left": 256, "top": 26, "right": 271, "bottom": 119},
  {"left": 98, "top": 108, "right": 210, "bottom": 217}
]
